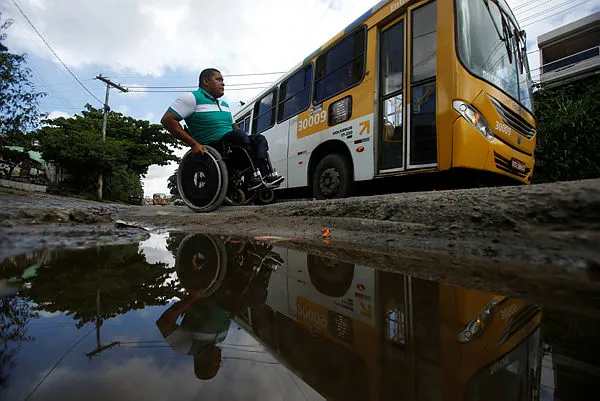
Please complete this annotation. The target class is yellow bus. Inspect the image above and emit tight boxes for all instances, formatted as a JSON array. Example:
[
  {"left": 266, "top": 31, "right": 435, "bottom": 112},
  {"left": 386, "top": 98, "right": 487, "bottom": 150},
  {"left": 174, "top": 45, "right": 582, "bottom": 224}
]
[
  {"left": 236, "top": 250, "right": 543, "bottom": 400},
  {"left": 234, "top": 0, "right": 535, "bottom": 199},
  {"left": 152, "top": 193, "right": 167, "bottom": 205}
]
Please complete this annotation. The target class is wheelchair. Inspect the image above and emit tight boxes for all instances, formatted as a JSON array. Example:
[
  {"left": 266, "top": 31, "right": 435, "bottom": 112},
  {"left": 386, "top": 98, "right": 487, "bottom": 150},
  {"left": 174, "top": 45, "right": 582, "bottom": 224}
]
[
  {"left": 177, "top": 141, "right": 276, "bottom": 213},
  {"left": 175, "top": 233, "right": 283, "bottom": 309}
]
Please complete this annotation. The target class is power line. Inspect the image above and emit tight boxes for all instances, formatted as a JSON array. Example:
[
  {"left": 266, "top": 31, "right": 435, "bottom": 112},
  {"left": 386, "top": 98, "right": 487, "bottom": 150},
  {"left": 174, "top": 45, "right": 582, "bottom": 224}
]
[
  {"left": 105, "top": 71, "right": 287, "bottom": 80},
  {"left": 24, "top": 327, "right": 95, "bottom": 401},
  {"left": 519, "top": 0, "right": 587, "bottom": 23},
  {"left": 125, "top": 81, "right": 276, "bottom": 89},
  {"left": 514, "top": 0, "right": 559, "bottom": 13},
  {"left": 522, "top": 0, "right": 594, "bottom": 27},
  {"left": 515, "top": 0, "right": 573, "bottom": 19},
  {"left": 128, "top": 87, "right": 269, "bottom": 93},
  {"left": 10, "top": 0, "right": 103, "bottom": 105}
]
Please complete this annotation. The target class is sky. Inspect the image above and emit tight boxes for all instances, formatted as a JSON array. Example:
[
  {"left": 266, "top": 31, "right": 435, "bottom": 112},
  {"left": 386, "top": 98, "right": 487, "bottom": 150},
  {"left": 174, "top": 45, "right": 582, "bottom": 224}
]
[{"left": 1, "top": 0, "right": 599, "bottom": 197}]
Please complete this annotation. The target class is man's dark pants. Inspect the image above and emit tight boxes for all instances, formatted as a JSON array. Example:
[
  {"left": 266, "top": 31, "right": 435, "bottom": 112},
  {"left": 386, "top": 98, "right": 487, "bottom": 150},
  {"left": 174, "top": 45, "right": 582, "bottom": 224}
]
[{"left": 207, "top": 129, "right": 272, "bottom": 176}]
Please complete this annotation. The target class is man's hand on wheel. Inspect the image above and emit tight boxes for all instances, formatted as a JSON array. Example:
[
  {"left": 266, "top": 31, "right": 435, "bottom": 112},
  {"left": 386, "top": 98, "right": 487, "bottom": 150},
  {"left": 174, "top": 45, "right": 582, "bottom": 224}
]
[{"left": 191, "top": 142, "right": 206, "bottom": 156}]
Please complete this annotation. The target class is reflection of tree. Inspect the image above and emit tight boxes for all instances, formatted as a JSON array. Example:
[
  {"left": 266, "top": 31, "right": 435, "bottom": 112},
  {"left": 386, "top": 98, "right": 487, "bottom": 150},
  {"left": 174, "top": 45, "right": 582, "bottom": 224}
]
[
  {"left": 22, "top": 244, "right": 178, "bottom": 328},
  {"left": 166, "top": 232, "right": 188, "bottom": 258},
  {"left": 0, "top": 250, "right": 52, "bottom": 281},
  {"left": 542, "top": 308, "right": 600, "bottom": 365},
  {"left": 0, "top": 296, "right": 37, "bottom": 388}
]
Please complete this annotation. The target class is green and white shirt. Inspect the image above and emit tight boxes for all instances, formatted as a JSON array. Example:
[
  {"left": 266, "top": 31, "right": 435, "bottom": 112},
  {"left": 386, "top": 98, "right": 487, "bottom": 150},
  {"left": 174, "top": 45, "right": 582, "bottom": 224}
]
[{"left": 168, "top": 88, "right": 235, "bottom": 144}]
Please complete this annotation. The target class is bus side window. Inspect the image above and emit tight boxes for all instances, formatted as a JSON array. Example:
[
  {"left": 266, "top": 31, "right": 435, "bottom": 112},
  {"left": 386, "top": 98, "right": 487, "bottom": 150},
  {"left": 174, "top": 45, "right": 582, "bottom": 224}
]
[
  {"left": 277, "top": 64, "right": 313, "bottom": 123},
  {"left": 314, "top": 27, "right": 366, "bottom": 104},
  {"left": 252, "top": 90, "right": 277, "bottom": 134},
  {"left": 237, "top": 114, "right": 250, "bottom": 133}
]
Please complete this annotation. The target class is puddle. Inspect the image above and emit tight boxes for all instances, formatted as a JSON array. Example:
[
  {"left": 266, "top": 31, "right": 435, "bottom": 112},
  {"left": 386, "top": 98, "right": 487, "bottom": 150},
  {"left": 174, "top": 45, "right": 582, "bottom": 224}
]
[{"left": 0, "top": 233, "right": 598, "bottom": 400}]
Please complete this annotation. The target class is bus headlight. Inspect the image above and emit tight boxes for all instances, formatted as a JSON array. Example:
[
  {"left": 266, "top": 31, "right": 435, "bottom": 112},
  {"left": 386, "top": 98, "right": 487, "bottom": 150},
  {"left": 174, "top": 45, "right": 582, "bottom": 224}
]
[
  {"left": 458, "top": 297, "right": 502, "bottom": 343},
  {"left": 453, "top": 100, "right": 494, "bottom": 141}
]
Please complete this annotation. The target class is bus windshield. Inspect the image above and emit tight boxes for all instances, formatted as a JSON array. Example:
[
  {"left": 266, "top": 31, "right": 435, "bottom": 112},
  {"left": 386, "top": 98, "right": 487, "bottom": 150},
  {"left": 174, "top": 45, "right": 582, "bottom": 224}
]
[
  {"left": 463, "top": 327, "right": 542, "bottom": 401},
  {"left": 456, "top": 0, "right": 534, "bottom": 112}
]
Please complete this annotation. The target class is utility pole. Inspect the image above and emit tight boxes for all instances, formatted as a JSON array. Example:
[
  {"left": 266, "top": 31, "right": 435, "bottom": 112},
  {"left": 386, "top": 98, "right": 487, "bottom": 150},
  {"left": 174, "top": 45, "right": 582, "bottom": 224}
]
[{"left": 95, "top": 75, "right": 128, "bottom": 201}]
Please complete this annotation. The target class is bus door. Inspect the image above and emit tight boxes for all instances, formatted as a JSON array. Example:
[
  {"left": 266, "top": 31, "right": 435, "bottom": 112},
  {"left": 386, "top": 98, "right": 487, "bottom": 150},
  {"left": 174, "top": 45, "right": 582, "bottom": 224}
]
[
  {"left": 407, "top": 0, "right": 437, "bottom": 169},
  {"left": 378, "top": 1, "right": 438, "bottom": 173},
  {"left": 379, "top": 15, "right": 407, "bottom": 173}
]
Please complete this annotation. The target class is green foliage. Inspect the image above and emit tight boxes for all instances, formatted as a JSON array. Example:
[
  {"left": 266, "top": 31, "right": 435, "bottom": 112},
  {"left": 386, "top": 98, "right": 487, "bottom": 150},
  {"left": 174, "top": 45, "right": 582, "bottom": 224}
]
[
  {"left": 38, "top": 125, "right": 127, "bottom": 174},
  {"left": 22, "top": 244, "right": 178, "bottom": 328},
  {"left": 105, "top": 165, "right": 143, "bottom": 201},
  {"left": 0, "top": 147, "right": 27, "bottom": 175},
  {"left": 0, "top": 296, "right": 36, "bottom": 387},
  {"left": 0, "top": 15, "right": 46, "bottom": 145},
  {"left": 37, "top": 104, "right": 182, "bottom": 199},
  {"left": 167, "top": 168, "right": 179, "bottom": 199},
  {"left": 533, "top": 76, "right": 600, "bottom": 183}
]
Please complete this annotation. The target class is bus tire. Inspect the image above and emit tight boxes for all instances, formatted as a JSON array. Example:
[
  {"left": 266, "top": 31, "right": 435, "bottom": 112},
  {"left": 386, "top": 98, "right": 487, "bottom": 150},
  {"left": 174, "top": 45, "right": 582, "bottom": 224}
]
[
  {"left": 307, "top": 254, "right": 354, "bottom": 297},
  {"left": 312, "top": 153, "right": 352, "bottom": 199}
]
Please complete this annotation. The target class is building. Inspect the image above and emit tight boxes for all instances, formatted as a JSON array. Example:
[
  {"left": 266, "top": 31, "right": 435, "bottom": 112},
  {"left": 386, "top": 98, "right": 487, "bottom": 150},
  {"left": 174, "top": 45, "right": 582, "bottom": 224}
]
[{"left": 537, "top": 12, "right": 600, "bottom": 87}]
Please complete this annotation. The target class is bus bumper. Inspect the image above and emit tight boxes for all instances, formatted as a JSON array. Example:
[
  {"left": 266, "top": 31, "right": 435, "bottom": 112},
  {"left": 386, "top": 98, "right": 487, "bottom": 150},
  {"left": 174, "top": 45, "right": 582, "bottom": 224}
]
[{"left": 452, "top": 119, "right": 533, "bottom": 184}]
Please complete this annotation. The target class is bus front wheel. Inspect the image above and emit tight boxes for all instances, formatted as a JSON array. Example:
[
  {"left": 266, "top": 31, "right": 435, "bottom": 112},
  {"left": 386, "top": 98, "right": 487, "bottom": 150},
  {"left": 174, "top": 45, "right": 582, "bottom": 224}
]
[{"left": 312, "top": 153, "right": 352, "bottom": 199}]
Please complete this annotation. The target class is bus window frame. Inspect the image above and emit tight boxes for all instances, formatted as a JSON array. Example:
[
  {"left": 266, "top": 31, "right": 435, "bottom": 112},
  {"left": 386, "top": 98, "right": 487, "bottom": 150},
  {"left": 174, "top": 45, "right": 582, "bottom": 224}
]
[
  {"left": 410, "top": 0, "right": 438, "bottom": 86},
  {"left": 252, "top": 88, "right": 278, "bottom": 135},
  {"left": 276, "top": 63, "right": 314, "bottom": 124},
  {"left": 312, "top": 25, "right": 368, "bottom": 105},
  {"left": 237, "top": 112, "right": 251, "bottom": 133}
]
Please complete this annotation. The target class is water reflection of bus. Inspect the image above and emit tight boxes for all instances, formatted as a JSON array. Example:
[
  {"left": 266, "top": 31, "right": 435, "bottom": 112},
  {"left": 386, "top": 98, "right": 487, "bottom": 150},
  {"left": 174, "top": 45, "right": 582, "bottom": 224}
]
[
  {"left": 152, "top": 193, "right": 167, "bottom": 205},
  {"left": 235, "top": 248, "right": 543, "bottom": 401}
]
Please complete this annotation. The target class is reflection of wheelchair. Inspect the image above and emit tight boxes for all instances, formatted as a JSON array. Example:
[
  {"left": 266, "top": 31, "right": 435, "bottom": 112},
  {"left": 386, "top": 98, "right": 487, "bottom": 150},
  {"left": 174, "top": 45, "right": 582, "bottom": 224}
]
[
  {"left": 176, "top": 234, "right": 283, "bottom": 311},
  {"left": 177, "top": 141, "right": 276, "bottom": 213}
]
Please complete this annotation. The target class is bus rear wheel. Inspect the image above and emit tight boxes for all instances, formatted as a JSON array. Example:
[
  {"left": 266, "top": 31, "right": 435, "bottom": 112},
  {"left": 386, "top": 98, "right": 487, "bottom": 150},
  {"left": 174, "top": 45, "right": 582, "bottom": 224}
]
[{"left": 312, "top": 153, "right": 352, "bottom": 199}]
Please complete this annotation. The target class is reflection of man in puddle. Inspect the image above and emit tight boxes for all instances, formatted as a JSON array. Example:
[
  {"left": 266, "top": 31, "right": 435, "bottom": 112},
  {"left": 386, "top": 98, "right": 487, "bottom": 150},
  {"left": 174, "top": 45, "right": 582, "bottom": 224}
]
[{"left": 156, "top": 293, "right": 230, "bottom": 380}]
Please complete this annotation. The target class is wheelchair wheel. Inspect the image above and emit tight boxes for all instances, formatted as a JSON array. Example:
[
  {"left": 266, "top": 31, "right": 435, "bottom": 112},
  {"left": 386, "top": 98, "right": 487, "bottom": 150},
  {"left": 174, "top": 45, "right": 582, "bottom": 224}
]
[
  {"left": 255, "top": 189, "right": 275, "bottom": 205},
  {"left": 175, "top": 234, "right": 227, "bottom": 297},
  {"left": 177, "top": 147, "right": 228, "bottom": 212},
  {"left": 224, "top": 188, "right": 246, "bottom": 206}
]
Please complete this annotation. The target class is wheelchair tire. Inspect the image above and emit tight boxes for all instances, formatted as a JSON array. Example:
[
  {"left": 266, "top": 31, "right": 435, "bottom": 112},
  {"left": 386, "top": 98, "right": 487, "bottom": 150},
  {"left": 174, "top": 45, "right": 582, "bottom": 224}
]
[
  {"left": 255, "top": 189, "right": 275, "bottom": 205},
  {"left": 224, "top": 188, "right": 246, "bottom": 206},
  {"left": 177, "top": 147, "right": 228, "bottom": 213},
  {"left": 176, "top": 234, "right": 227, "bottom": 297}
]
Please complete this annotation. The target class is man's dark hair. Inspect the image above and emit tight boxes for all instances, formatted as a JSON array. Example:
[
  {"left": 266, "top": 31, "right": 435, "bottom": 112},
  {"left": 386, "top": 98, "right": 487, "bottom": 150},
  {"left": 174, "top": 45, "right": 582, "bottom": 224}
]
[
  {"left": 199, "top": 68, "right": 221, "bottom": 87},
  {"left": 193, "top": 345, "right": 222, "bottom": 380}
]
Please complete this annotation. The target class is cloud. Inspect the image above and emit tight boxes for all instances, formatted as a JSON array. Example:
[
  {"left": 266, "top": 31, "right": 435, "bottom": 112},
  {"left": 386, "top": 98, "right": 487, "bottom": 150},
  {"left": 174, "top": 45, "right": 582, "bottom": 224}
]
[
  {"left": 143, "top": 112, "right": 156, "bottom": 123},
  {"left": 46, "top": 110, "right": 71, "bottom": 120},
  {"left": 138, "top": 233, "right": 175, "bottom": 267},
  {"left": 2, "top": 0, "right": 372, "bottom": 77},
  {"left": 143, "top": 166, "right": 176, "bottom": 197}
]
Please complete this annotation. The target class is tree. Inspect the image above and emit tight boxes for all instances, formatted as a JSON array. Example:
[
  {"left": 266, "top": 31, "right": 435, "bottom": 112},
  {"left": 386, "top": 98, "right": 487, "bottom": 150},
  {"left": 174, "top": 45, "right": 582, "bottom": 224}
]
[
  {"left": 36, "top": 104, "right": 182, "bottom": 199},
  {"left": 0, "top": 15, "right": 45, "bottom": 146},
  {"left": 0, "top": 146, "right": 29, "bottom": 177},
  {"left": 0, "top": 296, "right": 37, "bottom": 388},
  {"left": 167, "top": 168, "right": 179, "bottom": 199},
  {"left": 533, "top": 76, "right": 600, "bottom": 183},
  {"left": 22, "top": 244, "right": 179, "bottom": 328}
]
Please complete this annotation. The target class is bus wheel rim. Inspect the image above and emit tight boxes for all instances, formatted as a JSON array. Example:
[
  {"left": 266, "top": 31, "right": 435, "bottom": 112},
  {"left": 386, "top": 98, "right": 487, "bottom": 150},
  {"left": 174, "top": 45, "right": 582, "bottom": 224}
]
[{"left": 319, "top": 167, "right": 340, "bottom": 196}]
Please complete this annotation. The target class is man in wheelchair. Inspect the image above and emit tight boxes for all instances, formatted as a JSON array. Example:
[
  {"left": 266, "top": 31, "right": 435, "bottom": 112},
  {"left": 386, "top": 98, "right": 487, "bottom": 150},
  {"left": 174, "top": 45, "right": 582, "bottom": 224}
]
[{"left": 161, "top": 68, "right": 284, "bottom": 190}]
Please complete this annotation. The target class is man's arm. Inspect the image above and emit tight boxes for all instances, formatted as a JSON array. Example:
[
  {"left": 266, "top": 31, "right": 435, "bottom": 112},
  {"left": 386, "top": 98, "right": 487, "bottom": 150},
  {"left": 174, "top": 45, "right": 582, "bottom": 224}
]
[
  {"left": 155, "top": 293, "right": 200, "bottom": 338},
  {"left": 161, "top": 110, "right": 206, "bottom": 155}
]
